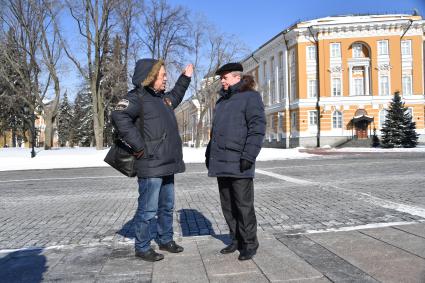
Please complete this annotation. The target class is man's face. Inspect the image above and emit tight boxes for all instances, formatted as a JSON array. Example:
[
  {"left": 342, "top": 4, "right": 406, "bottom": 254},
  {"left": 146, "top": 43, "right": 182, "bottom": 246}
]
[
  {"left": 220, "top": 71, "right": 241, "bottom": 91},
  {"left": 153, "top": 65, "right": 167, "bottom": 92}
]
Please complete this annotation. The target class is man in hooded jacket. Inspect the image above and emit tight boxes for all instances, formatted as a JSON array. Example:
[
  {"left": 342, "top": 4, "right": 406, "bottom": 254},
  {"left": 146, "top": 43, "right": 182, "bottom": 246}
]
[
  {"left": 206, "top": 63, "right": 266, "bottom": 261},
  {"left": 112, "top": 58, "right": 193, "bottom": 261}
]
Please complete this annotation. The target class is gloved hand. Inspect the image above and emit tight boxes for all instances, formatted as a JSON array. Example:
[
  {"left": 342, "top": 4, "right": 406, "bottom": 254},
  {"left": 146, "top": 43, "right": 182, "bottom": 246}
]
[
  {"left": 133, "top": 149, "right": 144, "bottom": 159},
  {"left": 240, "top": 159, "right": 253, "bottom": 172}
]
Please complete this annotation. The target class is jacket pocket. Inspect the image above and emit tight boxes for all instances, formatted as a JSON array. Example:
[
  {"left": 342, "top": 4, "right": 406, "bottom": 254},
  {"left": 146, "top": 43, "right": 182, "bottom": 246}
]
[
  {"left": 226, "top": 140, "right": 244, "bottom": 152},
  {"left": 145, "top": 132, "right": 167, "bottom": 159}
]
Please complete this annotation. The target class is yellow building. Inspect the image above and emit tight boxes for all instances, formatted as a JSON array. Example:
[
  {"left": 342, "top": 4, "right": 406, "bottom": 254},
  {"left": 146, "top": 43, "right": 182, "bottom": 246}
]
[{"left": 242, "top": 14, "right": 425, "bottom": 148}]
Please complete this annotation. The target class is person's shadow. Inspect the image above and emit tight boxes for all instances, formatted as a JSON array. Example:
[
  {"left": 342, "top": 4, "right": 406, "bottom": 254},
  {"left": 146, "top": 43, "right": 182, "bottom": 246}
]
[
  {"left": 0, "top": 248, "right": 47, "bottom": 283},
  {"left": 117, "top": 209, "right": 231, "bottom": 246},
  {"left": 178, "top": 208, "right": 232, "bottom": 246}
]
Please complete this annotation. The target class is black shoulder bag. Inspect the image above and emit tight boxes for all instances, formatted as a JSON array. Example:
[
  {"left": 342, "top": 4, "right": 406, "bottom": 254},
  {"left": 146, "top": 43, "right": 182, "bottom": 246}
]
[{"left": 104, "top": 93, "right": 144, "bottom": 177}]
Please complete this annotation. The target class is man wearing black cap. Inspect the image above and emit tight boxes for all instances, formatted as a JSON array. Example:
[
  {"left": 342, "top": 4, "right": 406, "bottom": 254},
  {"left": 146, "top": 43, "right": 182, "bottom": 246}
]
[
  {"left": 205, "top": 63, "right": 266, "bottom": 260},
  {"left": 112, "top": 59, "right": 193, "bottom": 261}
]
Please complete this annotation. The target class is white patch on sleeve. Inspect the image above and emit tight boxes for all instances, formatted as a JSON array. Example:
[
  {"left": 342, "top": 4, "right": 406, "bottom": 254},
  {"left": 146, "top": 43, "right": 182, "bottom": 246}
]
[{"left": 115, "top": 99, "right": 130, "bottom": 111}]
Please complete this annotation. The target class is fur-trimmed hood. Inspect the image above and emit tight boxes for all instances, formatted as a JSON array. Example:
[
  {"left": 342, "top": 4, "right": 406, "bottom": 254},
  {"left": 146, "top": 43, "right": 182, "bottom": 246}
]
[{"left": 132, "top": 58, "right": 164, "bottom": 88}]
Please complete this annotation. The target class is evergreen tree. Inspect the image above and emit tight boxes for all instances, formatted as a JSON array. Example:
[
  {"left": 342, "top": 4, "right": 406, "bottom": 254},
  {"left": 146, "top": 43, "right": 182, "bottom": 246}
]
[
  {"left": 57, "top": 92, "right": 73, "bottom": 147},
  {"left": 402, "top": 109, "right": 419, "bottom": 148},
  {"left": 381, "top": 91, "right": 418, "bottom": 148},
  {"left": 72, "top": 88, "right": 94, "bottom": 147},
  {"left": 101, "top": 35, "right": 127, "bottom": 147},
  {"left": 371, "top": 127, "right": 380, "bottom": 147}
]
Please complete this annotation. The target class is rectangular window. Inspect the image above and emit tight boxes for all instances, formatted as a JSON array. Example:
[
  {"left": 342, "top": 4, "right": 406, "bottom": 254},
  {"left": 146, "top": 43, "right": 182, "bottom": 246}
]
[
  {"left": 379, "top": 75, "right": 389, "bottom": 96},
  {"left": 291, "top": 112, "right": 297, "bottom": 129},
  {"left": 330, "top": 43, "right": 341, "bottom": 58},
  {"left": 401, "top": 40, "right": 411, "bottom": 56},
  {"left": 308, "top": 79, "right": 317, "bottom": 98},
  {"left": 263, "top": 61, "right": 267, "bottom": 81},
  {"left": 353, "top": 44, "right": 362, "bottom": 58},
  {"left": 402, "top": 75, "right": 412, "bottom": 95},
  {"left": 308, "top": 111, "right": 318, "bottom": 127},
  {"left": 333, "top": 112, "right": 342, "bottom": 128},
  {"left": 354, "top": 78, "right": 364, "bottom": 96},
  {"left": 332, "top": 78, "right": 342, "bottom": 96},
  {"left": 378, "top": 40, "right": 389, "bottom": 55},
  {"left": 307, "top": 46, "right": 316, "bottom": 60}
]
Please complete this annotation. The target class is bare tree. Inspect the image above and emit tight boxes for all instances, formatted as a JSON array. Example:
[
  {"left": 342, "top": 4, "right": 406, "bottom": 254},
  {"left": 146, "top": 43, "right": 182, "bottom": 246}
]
[
  {"left": 0, "top": 0, "right": 60, "bottom": 149},
  {"left": 61, "top": 0, "right": 116, "bottom": 149},
  {"left": 115, "top": 0, "right": 141, "bottom": 84},
  {"left": 190, "top": 22, "right": 249, "bottom": 147},
  {"left": 137, "top": 0, "right": 191, "bottom": 65}
]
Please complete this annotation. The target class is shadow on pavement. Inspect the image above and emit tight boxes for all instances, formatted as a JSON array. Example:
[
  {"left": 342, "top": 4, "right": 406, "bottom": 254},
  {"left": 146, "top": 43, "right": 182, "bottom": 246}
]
[
  {"left": 117, "top": 209, "right": 231, "bottom": 246},
  {"left": 0, "top": 248, "right": 47, "bottom": 283},
  {"left": 178, "top": 209, "right": 231, "bottom": 246}
]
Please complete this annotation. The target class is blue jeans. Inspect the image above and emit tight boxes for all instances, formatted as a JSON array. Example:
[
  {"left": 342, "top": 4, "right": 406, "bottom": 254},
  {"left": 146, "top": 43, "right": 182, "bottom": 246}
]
[{"left": 134, "top": 175, "right": 175, "bottom": 252}]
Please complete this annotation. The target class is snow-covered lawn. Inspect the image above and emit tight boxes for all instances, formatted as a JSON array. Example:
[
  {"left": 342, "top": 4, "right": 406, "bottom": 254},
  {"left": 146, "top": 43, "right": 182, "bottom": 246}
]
[
  {"left": 2, "top": 145, "right": 424, "bottom": 172},
  {"left": 0, "top": 147, "right": 317, "bottom": 171}
]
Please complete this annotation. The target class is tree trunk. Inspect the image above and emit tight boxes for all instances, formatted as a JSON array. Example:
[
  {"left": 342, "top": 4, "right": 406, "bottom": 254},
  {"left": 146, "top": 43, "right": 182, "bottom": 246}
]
[
  {"left": 12, "top": 129, "right": 16, "bottom": 147},
  {"left": 92, "top": 84, "right": 105, "bottom": 150},
  {"left": 44, "top": 112, "right": 54, "bottom": 149}
]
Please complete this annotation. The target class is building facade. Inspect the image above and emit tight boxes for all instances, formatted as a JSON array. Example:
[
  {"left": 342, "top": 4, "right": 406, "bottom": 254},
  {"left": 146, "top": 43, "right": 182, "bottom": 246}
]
[{"left": 242, "top": 14, "right": 425, "bottom": 148}]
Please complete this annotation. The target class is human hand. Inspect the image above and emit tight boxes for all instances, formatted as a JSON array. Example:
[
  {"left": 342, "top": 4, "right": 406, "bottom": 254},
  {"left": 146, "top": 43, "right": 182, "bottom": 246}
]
[
  {"left": 240, "top": 159, "right": 253, "bottom": 172},
  {"left": 133, "top": 149, "right": 144, "bottom": 159},
  {"left": 183, "top": 64, "right": 194, "bottom": 77}
]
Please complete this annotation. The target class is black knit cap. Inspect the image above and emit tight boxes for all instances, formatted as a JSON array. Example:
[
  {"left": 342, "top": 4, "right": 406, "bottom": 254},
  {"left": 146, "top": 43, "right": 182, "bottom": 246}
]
[{"left": 215, "top": 62, "right": 243, "bottom": 76}]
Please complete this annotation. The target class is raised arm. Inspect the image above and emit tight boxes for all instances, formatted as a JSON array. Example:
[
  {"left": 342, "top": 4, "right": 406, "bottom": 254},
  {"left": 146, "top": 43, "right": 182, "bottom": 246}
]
[{"left": 163, "top": 64, "right": 193, "bottom": 109}]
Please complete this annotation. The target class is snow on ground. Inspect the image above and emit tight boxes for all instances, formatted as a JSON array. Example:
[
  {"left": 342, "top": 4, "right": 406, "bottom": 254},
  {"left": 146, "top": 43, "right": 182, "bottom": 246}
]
[
  {"left": 2, "top": 145, "right": 425, "bottom": 172},
  {"left": 0, "top": 147, "right": 318, "bottom": 171}
]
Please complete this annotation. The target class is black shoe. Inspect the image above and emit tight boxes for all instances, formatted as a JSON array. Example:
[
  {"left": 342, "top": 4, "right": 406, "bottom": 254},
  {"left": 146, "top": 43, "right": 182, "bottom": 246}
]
[
  {"left": 135, "top": 248, "right": 164, "bottom": 262},
  {"left": 220, "top": 243, "right": 238, "bottom": 254},
  {"left": 238, "top": 248, "right": 257, "bottom": 261},
  {"left": 159, "top": 240, "right": 184, "bottom": 253}
]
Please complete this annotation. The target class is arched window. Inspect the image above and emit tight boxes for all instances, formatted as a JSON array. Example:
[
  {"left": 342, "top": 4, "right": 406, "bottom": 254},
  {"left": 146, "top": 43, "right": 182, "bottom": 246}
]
[
  {"left": 332, "top": 111, "right": 342, "bottom": 128},
  {"left": 379, "top": 109, "right": 388, "bottom": 129}
]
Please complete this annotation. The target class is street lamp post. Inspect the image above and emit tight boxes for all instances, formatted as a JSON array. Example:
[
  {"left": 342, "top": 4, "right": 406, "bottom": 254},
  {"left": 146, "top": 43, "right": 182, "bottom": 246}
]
[{"left": 30, "top": 111, "right": 36, "bottom": 158}]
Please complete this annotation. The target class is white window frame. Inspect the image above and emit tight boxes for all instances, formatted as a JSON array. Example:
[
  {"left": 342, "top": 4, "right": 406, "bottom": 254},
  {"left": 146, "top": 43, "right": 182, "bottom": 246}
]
[
  {"left": 354, "top": 78, "right": 364, "bottom": 96},
  {"left": 330, "top": 43, "right": 341, "bottom": 58},
  {"left": 332, "top": 77, "right": 342, "bottom": 96},
  {"left": 401, "top": 40, "right": 411, "bottom": 56},
  {"left": 308, "top": 79, "right": 317, "bottom": 98},
  {"left": 352, "top": 44, "right": 362, "bottom": 58},
  {"left": 307, "top": 45, "right": 316, "bottom": 61},
  {"left": 308, "top": 110, "right": 318, "bottom": 127},
  {"left": 332, "top": 111, "right": 343, "bottom": 129},
  {"left": 378, "top": 40, "right": 389, "bottom": 56},
  {"left": 379, "top": 75, "right": 390, "bottom": 96},
  {"left": 402, "top": 75, "right": 413, "bottom": 96}
]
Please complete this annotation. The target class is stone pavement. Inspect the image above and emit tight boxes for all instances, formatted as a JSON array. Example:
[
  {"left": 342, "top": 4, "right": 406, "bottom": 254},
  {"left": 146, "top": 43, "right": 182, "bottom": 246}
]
[
  {"left": 1, "top": 223, "right": 425, "bottom": 282},
  {"left": 1, "top": 153, "right": 425, "bottom": 282}
]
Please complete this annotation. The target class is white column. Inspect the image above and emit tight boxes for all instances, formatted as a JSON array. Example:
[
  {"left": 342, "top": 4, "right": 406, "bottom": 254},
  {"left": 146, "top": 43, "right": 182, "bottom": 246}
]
[
  {"left": 365, "top": 65, "right": 370, "bottom": 96},
  {"left": 349, "top": 65, "right": 353, "bottom": 96}
]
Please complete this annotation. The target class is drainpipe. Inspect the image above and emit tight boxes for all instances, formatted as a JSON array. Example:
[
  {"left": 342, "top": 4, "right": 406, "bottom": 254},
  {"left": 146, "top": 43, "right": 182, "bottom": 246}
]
[
  {"left": 282, "top": 32, "right": 291, "bottom": 149},
  {"left": 400, "top": 19, "right": 414, "bottom": 97},
  {"left": 308, "top": 26, "right": 321, "bottom": 148}
]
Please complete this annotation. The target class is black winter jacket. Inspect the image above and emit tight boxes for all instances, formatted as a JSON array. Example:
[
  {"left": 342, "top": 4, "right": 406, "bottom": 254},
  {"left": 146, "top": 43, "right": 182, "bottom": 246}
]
[
  {"left": 111, "top": 74, "right": 191, "bottom": 178},
  {"left": 206, "top": 81, "right": 266, "bottom": 178}
]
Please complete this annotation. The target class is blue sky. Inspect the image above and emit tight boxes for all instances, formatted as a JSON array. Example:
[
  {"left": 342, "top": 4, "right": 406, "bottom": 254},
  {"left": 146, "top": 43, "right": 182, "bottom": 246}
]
[
  {"left": 60, "top": 0, "right": 425, "bottom": 97},
  {"left": 170, "top": 0, "right": 425, "bottom": 51}
]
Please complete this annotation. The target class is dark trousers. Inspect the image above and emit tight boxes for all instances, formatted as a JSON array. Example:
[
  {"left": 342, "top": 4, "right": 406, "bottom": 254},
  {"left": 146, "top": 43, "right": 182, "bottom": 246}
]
[{"left": 217, "top": 177, "right": 258, "bottom": 251}]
